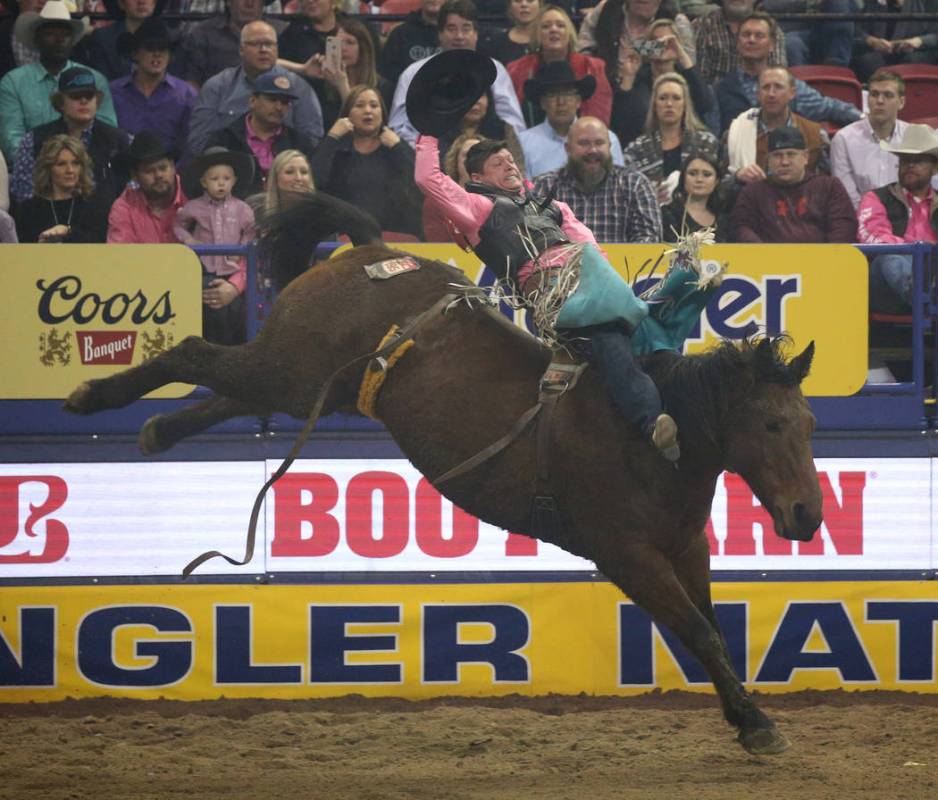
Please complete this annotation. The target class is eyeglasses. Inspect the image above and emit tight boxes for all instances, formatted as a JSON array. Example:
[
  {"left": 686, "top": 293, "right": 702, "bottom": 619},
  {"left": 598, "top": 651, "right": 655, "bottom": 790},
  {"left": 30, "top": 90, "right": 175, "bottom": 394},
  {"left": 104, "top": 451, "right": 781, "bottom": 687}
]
[{"left": 244, "top": 40, "right": 277, "bottom": 50}]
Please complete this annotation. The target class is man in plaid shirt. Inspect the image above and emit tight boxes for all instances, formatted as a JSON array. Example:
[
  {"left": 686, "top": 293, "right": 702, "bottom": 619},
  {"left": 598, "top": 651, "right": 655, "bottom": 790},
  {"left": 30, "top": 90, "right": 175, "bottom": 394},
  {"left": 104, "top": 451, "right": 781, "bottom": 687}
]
[
  {"left": 532, "top": 116, "right": 662, "bottom": 244},
  {"left": 694, "top": 0, "right": 787, "bottom": 84}
]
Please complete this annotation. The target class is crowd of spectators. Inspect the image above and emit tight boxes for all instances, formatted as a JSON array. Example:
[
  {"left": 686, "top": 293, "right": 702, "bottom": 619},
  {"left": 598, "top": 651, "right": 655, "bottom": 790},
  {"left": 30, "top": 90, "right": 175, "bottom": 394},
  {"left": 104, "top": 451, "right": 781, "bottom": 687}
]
[{"left": 0, "top": 0, "right": 936, "bottom": 348}]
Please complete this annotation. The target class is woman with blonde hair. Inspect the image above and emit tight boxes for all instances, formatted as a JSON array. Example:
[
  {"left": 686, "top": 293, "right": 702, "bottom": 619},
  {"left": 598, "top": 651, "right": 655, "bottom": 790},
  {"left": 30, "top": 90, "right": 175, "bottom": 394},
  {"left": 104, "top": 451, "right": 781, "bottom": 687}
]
[
  {"left": 622, "top": 71, "right": 717, "bottom": 204},
  {"left": 506, "top": 5, "right": 612, "bottom": 127},
  {"left": 14, "top": 134, "right": 109, "bottom": 242},
  {"left": 610, "top": 17, "right": 712, "bottom": 147},
  {"left": 256, "top": 148, "right": 315, "bottom": 216}
]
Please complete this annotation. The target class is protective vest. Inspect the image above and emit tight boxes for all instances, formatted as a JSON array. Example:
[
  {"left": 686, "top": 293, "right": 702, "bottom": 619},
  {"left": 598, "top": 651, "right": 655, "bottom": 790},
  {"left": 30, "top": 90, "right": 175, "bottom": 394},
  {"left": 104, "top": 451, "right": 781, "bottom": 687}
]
[
  {"left": 466, "top": 182, "right": 568, "bottom": 285},
  {"left": 873, "top": 184, "right": 938, "bottom": 239}
]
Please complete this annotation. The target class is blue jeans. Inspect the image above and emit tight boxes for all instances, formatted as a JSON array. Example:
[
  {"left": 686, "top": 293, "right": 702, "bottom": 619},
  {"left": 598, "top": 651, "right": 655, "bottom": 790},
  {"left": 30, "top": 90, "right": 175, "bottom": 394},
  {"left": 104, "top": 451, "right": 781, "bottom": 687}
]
[
  {"left": 869, "top": 254, "right": 913, "bottom": 314},
  {"left": 580, "top": 323, "right": 663, "bottom": 438},
  {"left": 784, "top": 0, "right": 854, "bottom": 66}
]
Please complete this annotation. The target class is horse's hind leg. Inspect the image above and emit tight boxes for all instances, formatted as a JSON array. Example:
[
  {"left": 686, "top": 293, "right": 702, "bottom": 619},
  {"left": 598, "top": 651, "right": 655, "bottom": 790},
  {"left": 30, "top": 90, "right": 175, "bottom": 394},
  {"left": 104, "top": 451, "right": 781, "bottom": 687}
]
[
  {"left": 602, "top": 541, "right": 789, "bottom": 756},
  {"left": 66, "top": 336, "right": 268, "bottom": 415},
  {"left": 140, "top": 395, "right": 267, "bottom": 455},
  {"left": 669, "top": 534, "right": 789, "bottom": 754}
]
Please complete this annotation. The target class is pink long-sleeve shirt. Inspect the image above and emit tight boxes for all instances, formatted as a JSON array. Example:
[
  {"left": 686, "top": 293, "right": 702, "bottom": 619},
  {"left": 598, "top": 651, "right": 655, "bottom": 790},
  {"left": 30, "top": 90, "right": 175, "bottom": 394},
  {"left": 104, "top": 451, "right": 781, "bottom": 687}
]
[
  {"left": 107, "top": 176, "right": 188, "bottom": 245},
  {"left": 857, "top": 185, "right": 937, "bottom": 245},
  {"left": 414, "top": 134, "right": 599, "bottom": 275}
]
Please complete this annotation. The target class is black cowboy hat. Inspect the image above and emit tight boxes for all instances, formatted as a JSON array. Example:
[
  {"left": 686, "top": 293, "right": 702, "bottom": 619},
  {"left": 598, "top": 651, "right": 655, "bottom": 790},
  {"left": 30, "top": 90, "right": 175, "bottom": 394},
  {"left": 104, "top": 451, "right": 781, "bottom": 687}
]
[
  {"left": 126, "top": 130, "right": 178, "bottom": 168},
  {"left": 405, "top": 49, "right": 497, "bottom": 138},
  {"left": 182, "top": 147, "right": 255, "bottom": 200},
  {"left": 117, "top": 17, "right": 175, "bottom": 57},
  {"left": 523, "top": 61, "right": 596, "bottom": 105}
]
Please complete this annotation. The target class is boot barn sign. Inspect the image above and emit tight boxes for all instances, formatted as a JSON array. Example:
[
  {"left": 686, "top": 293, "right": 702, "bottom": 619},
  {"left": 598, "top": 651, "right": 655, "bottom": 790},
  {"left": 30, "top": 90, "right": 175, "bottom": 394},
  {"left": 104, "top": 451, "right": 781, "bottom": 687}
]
[{"left": 0, "top": 458, "right": 936, "bottom": 701}]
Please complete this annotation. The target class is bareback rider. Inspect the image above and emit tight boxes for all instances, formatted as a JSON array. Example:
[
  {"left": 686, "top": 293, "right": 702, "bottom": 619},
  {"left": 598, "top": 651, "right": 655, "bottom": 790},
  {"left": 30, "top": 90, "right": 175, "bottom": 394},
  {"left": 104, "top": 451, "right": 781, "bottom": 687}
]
[{"left": 409, "top": 50, "right": 681, "bottom": 462}]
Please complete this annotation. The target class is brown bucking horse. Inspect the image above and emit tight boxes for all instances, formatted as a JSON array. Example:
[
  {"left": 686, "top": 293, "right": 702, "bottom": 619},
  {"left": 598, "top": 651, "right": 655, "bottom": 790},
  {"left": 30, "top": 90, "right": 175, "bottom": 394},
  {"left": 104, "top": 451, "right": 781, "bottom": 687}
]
[{"left": 65, "top": 193, "right": 823, "bottom": 755}]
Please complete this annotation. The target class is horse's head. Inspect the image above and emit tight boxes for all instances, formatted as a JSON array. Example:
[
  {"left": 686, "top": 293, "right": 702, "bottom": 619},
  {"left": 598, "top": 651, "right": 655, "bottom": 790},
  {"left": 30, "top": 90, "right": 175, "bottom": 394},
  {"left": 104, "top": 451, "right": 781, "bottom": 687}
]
[{"left": 722, "top": 338, "right": 822, "bottom": 542}]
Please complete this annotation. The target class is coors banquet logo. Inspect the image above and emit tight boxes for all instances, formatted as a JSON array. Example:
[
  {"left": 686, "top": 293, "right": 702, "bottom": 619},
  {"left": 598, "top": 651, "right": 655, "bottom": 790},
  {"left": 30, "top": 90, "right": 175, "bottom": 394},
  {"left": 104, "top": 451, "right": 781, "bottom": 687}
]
[{"left": 35, "top": 275, "right": 177, "bottom": 367}]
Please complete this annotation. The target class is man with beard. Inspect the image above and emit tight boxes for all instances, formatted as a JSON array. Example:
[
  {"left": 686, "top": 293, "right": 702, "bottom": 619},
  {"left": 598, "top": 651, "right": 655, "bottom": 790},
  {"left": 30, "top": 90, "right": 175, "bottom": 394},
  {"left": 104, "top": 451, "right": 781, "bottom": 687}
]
[
  {"left": 694, "top": 0, "right": 787, "bottom": 84},
  {"left": 858, "top": 125, "right": 938, "bottom": 313},
  {"left": 206, "top": 71, "right": 318, "bottom": 195},
  {"left": 532, "top": 116, "right": 661, "bottom": 244},
  {"left": 107, "top": 130, "right": 187, "bottom": 242},
  {"left": 731, "top": 125, "right": 856, "bottom": 243}
]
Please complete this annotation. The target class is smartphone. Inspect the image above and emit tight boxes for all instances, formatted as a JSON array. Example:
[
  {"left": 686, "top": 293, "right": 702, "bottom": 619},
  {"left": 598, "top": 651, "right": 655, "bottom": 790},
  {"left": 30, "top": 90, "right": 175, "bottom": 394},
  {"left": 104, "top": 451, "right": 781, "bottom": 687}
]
[
  {"left": 634, "top": 38, "right": 668, "bottom": 59},
  {"left": 325, "top": 36, "right": 342, "bottom": 72}
]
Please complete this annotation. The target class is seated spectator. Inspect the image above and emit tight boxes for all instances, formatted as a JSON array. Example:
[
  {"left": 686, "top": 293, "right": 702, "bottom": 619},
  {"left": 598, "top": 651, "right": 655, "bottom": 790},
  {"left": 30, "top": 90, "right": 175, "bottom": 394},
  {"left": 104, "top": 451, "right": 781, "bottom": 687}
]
[
  {"left": 110, "top": 18, "right": 195, "bottom": 153},
  {"left": 175, "top": 146, "right": 255, "bottom": 344},
  {"left": 186, "top": 20, "right": 323, "bottom": 158},
  {"left": 11, "top": 66, "right": 131, "bottom": 203},
  {"left": 723, "top": 67, "right": 829, "bottom": 195},
  {"left": 206, "top": 70, "right": 318, "bottom": 195},
  {"left": 0, "top": 1, "right": 117, "bottom": 163},
  {"left": 731, "top": 125, "right": 856, "bottom": 242},
  {"left": 761, "top": 0, "right": 853, "bottom": 68},
  {"left": 518, "top": 61, "right": 626, "bottom": 179},
  {"left": 507, "top": 5, "right": 611, "bottom": 128},
  {"left": 660, "top": 149, "right": 730, "bottom": 241},
  {"left": 0, "top": 0, "right": 45, "bottom": 77},
  {"left": 532, "top": 115, "right": 661, "bottom": 242},
  {"left": 390, "top": 0, "right": 526, "bottom": 145},
  {"left": 14, "top": 133, "right": 109, "bottom": 241},
  {"left": 857, "top": 124, "right": 938, "bottom": 313},
  {"left": 108, "top": 130, "right": 186, "bottom": 241},
  {"left": 311, "top": 85, "right": 423, "bottom": 237},
  {"left": 610, "top": 17, "right": 711, "bottom": 147},
  {"left": 73, "top": 0, "right": 167, "bottom": 80},
  {"left": 622, "top": 71, "right": 717, "bottom": 204},
  {"left": 480, "top": 0, "right": 540, "bottom": 66},
  {"left": 831, "top": 69, "right": 911, "bottom": 210},
  {"left": 694, "top": 0, "right": 786, "bottom": 85},
  {"left": 280, "top": 15, "right": 394, "bottom": 129},
  {"left": 852, "top": 0, "right": 938, "bottom": 83},
  {"left": 423, "top": 129, "right": 481, "bottom": 241},
  {"left": 437, "top": 90, "right": 527, "bottom": 176},
  {"left": 715, "top": 13, "right": 861, "bottom": 135},
  {"left": 180, "top": 0, "right": 287, "bottom": 90},
  {"left": 254, "top": 147, "right": 314, "bottom": 214},
  {"left": 0, "top": 208, "right": 16, "bottom": 242},
  {"left": 379, "top": 0, "right": 442, "bottom": 85},
  {"left": 577, "top": 0, "right": 695, "bottom": 70}
]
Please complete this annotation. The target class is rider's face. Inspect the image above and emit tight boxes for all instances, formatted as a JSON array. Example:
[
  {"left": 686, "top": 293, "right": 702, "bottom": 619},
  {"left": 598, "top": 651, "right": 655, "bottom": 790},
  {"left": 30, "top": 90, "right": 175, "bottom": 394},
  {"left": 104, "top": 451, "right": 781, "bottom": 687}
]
[{"left": 472, "top": 149, "right": 523, "bottom": 193}]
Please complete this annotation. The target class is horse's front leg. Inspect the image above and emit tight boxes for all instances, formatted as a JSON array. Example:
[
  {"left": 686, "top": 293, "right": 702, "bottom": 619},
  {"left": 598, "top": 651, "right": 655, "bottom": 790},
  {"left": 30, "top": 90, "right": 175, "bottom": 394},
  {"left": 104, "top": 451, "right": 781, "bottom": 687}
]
[
  {"left": 603, "top": 542, "right": 789, "bottom": 755},
  {"left": 669, "top": 533, "right": 789, "bottom": 754}
]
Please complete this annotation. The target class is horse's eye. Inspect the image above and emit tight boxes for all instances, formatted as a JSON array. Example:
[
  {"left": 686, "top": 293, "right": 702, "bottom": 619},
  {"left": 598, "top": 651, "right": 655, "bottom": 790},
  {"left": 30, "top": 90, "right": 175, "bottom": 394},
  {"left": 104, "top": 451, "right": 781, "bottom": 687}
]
[{"left": 766, "top": 420, "right": 783, "bottom": 434}]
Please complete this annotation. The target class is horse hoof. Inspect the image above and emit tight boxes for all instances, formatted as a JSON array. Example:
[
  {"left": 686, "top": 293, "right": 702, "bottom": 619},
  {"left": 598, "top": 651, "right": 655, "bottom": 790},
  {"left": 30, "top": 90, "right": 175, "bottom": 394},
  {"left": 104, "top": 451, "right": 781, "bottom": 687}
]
[
  {"left": 63, "top": 382, "right": 94, "bottom": 414},
  {"left": 139, "top": 416, "right": 166, "bottom": 456},
  {"left": 738, "top": 725, "right": 790, "bottom": 755}
]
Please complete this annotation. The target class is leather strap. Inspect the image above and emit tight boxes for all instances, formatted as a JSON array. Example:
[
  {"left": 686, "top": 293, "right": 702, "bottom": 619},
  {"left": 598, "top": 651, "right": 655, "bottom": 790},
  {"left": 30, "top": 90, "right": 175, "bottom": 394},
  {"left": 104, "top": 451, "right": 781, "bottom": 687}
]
[{"left": 182, "top": 291, "right": 462, "bottom": 578}]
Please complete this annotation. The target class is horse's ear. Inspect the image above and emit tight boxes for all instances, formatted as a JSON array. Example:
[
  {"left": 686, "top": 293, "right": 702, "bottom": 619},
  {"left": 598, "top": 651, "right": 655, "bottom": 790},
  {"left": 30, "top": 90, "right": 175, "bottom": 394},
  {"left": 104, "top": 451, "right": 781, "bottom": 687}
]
[
  {"left": 753, "top": 336, "right": 776, "bottom": 371},
  {"left": 789, "top": 340, "right": 815, "bottom": 384}
]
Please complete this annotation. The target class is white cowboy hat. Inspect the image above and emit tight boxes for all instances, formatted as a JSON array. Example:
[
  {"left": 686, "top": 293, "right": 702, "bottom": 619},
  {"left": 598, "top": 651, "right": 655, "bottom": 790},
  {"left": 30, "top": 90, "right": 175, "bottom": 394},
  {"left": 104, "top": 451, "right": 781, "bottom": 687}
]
[
  {"left": 879, "top": 123, "right": 938, "bottom": 157},
  {"left": 14, "top": 0, "right": 89, "bottom": 49}
]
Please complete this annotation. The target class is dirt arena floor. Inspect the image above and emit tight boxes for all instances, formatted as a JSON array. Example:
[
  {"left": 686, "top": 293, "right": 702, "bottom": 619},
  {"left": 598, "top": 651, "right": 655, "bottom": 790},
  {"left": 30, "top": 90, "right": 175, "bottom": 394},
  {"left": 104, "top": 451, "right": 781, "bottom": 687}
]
[{"left": 0, "top": 691, "right": 936, "bottom": 800}]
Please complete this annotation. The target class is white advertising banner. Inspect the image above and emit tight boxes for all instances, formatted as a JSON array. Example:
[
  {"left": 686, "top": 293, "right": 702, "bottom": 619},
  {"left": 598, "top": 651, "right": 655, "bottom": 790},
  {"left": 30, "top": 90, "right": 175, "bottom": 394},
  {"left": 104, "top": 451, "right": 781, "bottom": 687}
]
[{"left": 0, "top": 458, "right": 931, "bottom": 578}]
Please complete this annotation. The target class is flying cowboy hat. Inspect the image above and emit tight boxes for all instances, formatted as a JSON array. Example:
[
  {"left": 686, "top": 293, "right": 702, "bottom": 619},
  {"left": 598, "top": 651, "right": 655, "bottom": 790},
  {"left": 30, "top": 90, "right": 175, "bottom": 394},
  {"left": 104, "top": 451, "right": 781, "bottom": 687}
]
[
  {"left": 880, "top": 124, "right": 938, "bottom": 157},
  {"left": 14, "top": 0, "right": 89, "bottom": 49},
  {"left": 182, "top": 147, "right": 256, "bottom": 200},
  {"left": 405, "top": 49, "right": 497, "bottom": 138},
  {"left": 523, "top": 61, "right": 596, "bottom": 105}
]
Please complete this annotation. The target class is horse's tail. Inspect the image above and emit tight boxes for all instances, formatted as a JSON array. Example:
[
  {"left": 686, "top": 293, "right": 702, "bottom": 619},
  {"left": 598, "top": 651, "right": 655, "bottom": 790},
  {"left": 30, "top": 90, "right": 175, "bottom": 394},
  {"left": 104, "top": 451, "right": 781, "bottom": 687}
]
[{"left": 256, "top": 191, "right": 383, "bottom": 290}]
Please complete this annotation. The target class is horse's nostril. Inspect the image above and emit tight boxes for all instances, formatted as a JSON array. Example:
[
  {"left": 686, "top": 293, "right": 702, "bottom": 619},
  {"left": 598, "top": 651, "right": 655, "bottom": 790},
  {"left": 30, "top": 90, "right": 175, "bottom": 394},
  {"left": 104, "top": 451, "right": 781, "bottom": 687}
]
[{"left": 793, "top": 502, "right": 818, "bottom": 531}]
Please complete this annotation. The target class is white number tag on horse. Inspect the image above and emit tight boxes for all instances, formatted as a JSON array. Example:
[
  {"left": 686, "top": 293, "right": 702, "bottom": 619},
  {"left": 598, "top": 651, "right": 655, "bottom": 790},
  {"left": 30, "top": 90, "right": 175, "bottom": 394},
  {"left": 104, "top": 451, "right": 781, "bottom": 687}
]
[{"left": 364, "top": 257, "right": 421, "bottom": 280}]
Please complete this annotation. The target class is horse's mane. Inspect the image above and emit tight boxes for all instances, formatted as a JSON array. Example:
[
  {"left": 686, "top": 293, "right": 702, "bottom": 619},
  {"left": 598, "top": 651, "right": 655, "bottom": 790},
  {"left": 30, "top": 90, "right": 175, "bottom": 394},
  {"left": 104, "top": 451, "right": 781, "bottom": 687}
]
[
  {"left": 645, "top": 336, "right": 804, "bottom": 446},
  {"left": 256, "top": 191, "right": 383, "bottom": 290}
]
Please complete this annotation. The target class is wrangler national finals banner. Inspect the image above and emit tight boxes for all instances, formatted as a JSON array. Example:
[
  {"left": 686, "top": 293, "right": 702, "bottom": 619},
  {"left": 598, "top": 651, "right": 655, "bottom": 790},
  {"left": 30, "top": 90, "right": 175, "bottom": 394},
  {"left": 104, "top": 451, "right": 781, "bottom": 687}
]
[{"left": 0, "top": 245, "right": 202, "bottom": 399}]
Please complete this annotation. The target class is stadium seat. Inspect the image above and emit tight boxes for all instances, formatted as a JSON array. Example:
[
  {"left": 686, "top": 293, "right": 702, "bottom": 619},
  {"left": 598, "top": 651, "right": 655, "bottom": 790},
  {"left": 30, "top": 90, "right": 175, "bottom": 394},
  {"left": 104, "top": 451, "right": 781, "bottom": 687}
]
[
  {"left": 789, "top": 65, "right": 863, "bottom": 110},
  {"left": 907, "top": 115, "right": 938, "bottom": 128},
  {"left": 890, "top": 64, "right": 938, "bottom": 122}
]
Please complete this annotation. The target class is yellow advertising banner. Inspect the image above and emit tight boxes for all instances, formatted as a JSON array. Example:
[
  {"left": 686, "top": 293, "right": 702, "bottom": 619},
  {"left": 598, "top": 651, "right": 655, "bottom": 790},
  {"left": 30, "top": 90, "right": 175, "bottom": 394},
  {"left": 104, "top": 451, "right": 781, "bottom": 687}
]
[
  {"left": 384, "top": 243, "right": 869, "bottom": 397},
  {"left": 1, "top": 580, "right": 935, "bottom": 702},
  {"left": 0, "top": 245, "right": 203, "bottom": 399}
]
